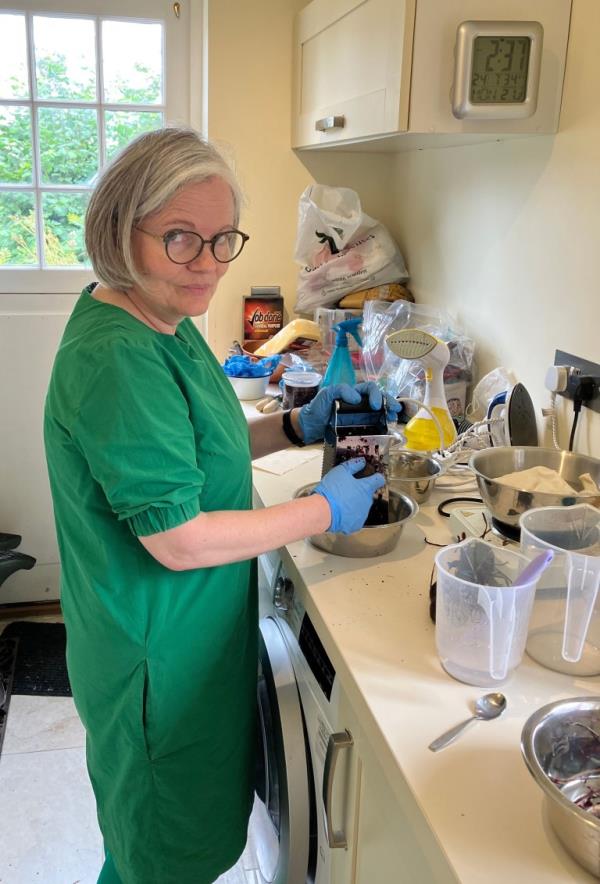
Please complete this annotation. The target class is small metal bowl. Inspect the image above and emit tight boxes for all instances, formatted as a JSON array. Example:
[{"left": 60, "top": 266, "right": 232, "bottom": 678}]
[
  {"left": 388, "top": 450, "right": 443, "bottom": 504},
  {"left": 522, "top": 697, "right": 600, "bottom": 877},
  {"left": 294, "top": 483, "right": 418, "bottom": 557},
  {"left": 470, "top": 446, "right": 600, "bottom": 528}
]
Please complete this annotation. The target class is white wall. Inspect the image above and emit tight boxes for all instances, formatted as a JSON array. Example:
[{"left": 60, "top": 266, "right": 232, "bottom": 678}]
[
  {"left": 383, "top": 0, "right": 600, "bottom": 455},
  {"left": 205, "top": 0, "right": 394, "bottom": 358},
  {"left": 0, "top": 295, "right": 75, "bottom": 602}
]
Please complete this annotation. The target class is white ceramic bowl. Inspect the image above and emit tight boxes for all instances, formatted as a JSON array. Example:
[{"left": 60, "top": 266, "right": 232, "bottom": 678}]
[{"left": 228, "top": 375, "right": 269, "bottom": 401}]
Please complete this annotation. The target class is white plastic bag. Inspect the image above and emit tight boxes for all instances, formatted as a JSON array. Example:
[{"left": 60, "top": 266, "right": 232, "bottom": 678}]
[{"left": 293, "top": 184, "right": 409, "bottom": 313}]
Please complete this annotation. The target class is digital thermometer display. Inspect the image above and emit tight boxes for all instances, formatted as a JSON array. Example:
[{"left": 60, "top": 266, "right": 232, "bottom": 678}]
[
  {"left": 452, "top": 21, "right": 543, "bottom": 120},
  {"left": 470, "top": 35, "right": 531, "bottom": 103}
]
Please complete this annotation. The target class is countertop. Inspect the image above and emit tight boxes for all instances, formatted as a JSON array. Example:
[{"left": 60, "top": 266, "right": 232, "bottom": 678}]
[{"left": 251, "top": 446, "right": 599, "bottom": 884}]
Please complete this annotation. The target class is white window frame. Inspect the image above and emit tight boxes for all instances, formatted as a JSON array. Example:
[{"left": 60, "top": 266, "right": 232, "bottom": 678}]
[{"left": 0, "top": 0, "right": 202, "bottom": 295}]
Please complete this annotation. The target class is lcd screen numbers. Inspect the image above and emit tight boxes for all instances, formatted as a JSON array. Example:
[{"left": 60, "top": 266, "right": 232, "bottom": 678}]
[{"left": 470, "top": 36, "right": 531, "bottom": 104}]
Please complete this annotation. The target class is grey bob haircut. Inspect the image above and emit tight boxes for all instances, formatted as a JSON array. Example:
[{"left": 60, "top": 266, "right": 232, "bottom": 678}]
[{"left": 85, "top": 127, "right": 242, "bottom": 292}]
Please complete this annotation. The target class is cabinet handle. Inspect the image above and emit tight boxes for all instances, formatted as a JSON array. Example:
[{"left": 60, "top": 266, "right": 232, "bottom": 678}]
[
  {"left": 315, "top": 115, "right": 345, "bottom": 132},
  {"left": 322, "top": 729, "right": 353, "bottom": 848}
]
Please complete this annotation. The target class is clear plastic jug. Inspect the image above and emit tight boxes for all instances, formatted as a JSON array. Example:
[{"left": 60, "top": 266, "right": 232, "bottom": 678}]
[
  {"left": 520, "top": 504, "right": 600, "bottom": 676},
  {"left": 435, "top": 538, "right": 538, "bottom": 687}
]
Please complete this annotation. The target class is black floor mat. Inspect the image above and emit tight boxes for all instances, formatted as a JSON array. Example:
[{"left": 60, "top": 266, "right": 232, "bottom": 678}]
[
  {"left": 0, "top": 637, "right": 18, "bottom": 754},
  {"left": 0, "top": 621, "right": 71, "bottom": 697}
]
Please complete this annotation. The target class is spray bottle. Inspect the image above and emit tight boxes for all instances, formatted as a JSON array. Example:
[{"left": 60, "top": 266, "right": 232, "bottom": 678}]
[
  {"left": 321, "top": 317, "right": 362, "bottom": 388},
  {"left": 385, "top": 328, "right": 457, "bottom": 451}
]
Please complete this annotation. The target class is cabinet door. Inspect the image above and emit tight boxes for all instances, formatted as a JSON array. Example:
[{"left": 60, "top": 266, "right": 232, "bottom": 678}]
[
  {"left": 292, "top": 0, "right": 416, "bottom": 148},
  {"left": 334, "top": 692, "right": 457, "bottom": 884},
  {"left": 354, "top": 728, "right": 458, "bottom": 884}
]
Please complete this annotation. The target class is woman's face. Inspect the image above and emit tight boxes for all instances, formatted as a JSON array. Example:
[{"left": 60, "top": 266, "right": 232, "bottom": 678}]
[{"left": 131, "top": 176, "right": 236, "bottom": 325}]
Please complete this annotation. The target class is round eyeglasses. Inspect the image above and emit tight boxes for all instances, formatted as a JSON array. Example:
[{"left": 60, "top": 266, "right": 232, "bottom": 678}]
[{"left": 136, "top": 226, "right": 249, "bottom": 265}]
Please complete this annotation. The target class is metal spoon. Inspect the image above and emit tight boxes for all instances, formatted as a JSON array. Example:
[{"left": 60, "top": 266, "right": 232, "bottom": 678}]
[{"left": 428, "top": 692, "right": 507, "bottom": 752}]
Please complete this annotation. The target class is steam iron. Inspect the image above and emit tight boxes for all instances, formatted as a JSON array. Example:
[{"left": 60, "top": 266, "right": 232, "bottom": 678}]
[{"left": 486, "top": 382, "right": 538, "bottom": 447}]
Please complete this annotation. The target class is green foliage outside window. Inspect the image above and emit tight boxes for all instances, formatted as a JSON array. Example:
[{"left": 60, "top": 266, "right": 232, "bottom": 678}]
[{"left": 0, "top": 54, "right": 162, "bottom": 268}]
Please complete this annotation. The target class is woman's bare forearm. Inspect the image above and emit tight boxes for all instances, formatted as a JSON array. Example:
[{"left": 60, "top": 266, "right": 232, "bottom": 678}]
[
  {"left": 139, "top": 493, "right": 330, "bottom": 570},
  {"left": 248, "top": 408, "right": 303, "bottom": 459}
]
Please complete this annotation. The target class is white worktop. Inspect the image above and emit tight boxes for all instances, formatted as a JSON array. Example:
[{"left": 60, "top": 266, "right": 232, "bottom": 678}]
[{"left": 252, "top": 447, "right": 600, "bottom": 884}]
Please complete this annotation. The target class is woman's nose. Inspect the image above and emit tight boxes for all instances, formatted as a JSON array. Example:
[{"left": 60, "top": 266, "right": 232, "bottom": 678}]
[{"left": 186, "top": 246, "right": 220, "bottom": 271}]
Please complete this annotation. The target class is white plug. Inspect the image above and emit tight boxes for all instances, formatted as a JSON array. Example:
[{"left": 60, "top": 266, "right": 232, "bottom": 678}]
[{"left": 545, "top": 365, "right": 569, "bottom": 394}]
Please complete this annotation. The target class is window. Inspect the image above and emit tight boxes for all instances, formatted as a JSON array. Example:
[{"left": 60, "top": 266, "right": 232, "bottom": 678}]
[
  {"left": 0, "top": 1, "right": 196, "bottom": 294},
  {"left": 0, "top": 11, "right": 164, "bottom": 273}
]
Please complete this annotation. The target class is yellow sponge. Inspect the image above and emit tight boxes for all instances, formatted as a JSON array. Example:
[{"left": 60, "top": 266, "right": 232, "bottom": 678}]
[{"left": 254, "top": 319, "right": 321, "bottom": 356}]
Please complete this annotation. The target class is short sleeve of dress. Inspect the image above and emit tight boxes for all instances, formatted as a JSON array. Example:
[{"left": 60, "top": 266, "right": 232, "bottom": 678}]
[{"left": 72, "top": 337, "right": 205, "bottom": 537}]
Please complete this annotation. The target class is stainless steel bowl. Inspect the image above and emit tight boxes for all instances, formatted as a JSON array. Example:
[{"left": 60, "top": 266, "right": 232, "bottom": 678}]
[
  {"left": 388, "top": 450, "right": 443, "bottom": 504},
  {"left": 470, "top": 446, "right": 600, "bottom": 528},
  {"left": 294, "top": 484, "right": 418, "bottom": 557},
  {"left": 522, "top": 696, "right": 600, "bottom": 877}
]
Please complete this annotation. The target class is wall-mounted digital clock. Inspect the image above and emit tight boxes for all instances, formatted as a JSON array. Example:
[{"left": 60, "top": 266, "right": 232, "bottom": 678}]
[{"left": 452, "top": 20, "right": 544, "bottom": 120}]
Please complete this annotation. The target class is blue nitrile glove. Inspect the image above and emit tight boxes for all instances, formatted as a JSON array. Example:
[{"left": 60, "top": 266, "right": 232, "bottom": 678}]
[
  {"left": 297, "top": 381, "right": 402, "bottom": 444},
  {"left": 297, "top": 383, "right": 362, "bottom": 444},
  {"left": 312, "top": 459, "right": 385, "bottom": 534},
  {"left": 354, "top": 381, "right": 403, "bottom": 422}
]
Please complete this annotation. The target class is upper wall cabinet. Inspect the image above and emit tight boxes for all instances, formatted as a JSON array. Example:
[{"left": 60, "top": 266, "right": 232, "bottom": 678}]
[{"left": 292, "top": 0, "right": 572, "bottom": 151}]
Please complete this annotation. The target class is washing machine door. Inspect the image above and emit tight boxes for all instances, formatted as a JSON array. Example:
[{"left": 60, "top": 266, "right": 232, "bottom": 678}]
[{"left": 254, "top": 616, "right": 312, "bottom": 884}]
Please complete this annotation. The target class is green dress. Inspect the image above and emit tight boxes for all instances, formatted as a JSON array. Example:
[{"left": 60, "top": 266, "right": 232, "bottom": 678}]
[{"left": 44, "top": 285, "right": 257, "bottom": 884}]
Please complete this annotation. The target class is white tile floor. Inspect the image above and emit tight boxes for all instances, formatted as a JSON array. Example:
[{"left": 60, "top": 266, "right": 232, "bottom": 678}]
[{"left": 0, "top": 618, "right": 262, "bottom": 884}]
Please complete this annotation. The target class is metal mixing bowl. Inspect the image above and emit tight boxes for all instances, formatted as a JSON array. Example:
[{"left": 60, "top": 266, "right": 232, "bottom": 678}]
[
  {"left": 388, "top": 450, "right": 443, "bottom": 504},
  {"left": 294, "top": 483, "right": 418, "bottom": 557},
  {"left": 521, "top": 696, "right": 600, "bottom": 877},
  {"left": 470, "top": 446, "right": 600, "bottom": 528}
]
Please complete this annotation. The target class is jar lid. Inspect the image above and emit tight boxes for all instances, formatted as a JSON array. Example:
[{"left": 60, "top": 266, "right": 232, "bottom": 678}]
[{"left": 282, "top": 371, "right": 322, "bottom": 386}]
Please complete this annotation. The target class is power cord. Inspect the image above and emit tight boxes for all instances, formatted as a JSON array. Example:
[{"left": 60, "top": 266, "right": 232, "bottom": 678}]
[
  {"left": 568, "top": 376, "right": 597, "bottom": 452},
  {"left": 541, "top": 391, "right": 561, "bottom": 450}
]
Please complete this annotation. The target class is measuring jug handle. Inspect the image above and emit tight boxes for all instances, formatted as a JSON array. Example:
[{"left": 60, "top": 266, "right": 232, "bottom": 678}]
[
  {"left": 478, "top": 586, "right": 516, "bottom": 681},
  {"left": 562, "top": 553, "right": 600, "bottom": 663}
]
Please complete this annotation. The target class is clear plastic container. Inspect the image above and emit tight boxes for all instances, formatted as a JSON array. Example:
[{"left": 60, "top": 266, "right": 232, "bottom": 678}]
[
  {"left": 520, "top": 504, "right": 600, "bottom": 676},
  {"left": 435, "top": 538, "right": 538, "bottom": 686},
  {"left": 281, "top": 371, "right": 322, "bottom": 410}
]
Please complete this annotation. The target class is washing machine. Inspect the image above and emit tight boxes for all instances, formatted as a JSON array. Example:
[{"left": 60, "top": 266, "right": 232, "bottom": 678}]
[{"left": 250, "top": 549, "right": 355, "bottom": 884}]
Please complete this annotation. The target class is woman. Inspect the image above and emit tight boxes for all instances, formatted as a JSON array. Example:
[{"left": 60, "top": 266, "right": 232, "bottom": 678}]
[{"left": 44, "top": 127, "right": 392, "bottom": 884}]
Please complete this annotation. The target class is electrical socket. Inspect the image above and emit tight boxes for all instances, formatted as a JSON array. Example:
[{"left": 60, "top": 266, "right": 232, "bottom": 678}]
[{"left": 554, "top": 350, "right": 600, "bottom": 415}]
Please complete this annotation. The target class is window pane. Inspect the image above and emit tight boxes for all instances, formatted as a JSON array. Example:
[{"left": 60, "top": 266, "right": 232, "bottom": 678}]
[
  {"left": 0, "top": 14, "right": 28, "bottom": 99},
  {"left": 0, "top": 192, "right": 37, "bottom": 267},
  {"left": 0, "top": 106, "right": 33, "bottom": 184},
  {"left": 38, "top": 108, "right": 99, "bottom": 185},
  {"left": 33, "top": 15, "right": 96, "bottom": 101},
  {"left": 102, "top": 21, "right": 162, "bottom": 104},
  {"left": 42, "top": 192, "right": 90, "bottom": 268},
  {"left": 105, "top": 110, "right": 163, "bottom": 161}
]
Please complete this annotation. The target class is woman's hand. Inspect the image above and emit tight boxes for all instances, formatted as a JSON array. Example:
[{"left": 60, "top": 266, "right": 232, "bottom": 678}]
[
  {"left": 312, "top": 458, "right": 385, "bottom": 534},
  {"left": 297, "top": 381, "right": 402, "bottom": 444}
]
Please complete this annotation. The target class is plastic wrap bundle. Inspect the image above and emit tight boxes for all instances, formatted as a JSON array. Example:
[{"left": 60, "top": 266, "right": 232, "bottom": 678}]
[{"left": 361, "top": 300, "right": 475, "bottom": 420}]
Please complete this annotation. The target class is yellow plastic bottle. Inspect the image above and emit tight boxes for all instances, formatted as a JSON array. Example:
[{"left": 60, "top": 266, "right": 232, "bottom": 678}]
[
  {"left": 384, "top": 329, "right": 457, "bottom": 453},
  {"left": 403, "top": 406, "right": 456, "bottom": 452}
]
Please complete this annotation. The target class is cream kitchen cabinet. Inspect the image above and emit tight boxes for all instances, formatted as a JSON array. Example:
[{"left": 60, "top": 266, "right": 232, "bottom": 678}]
[
  {"left": 292, "top": 0, "right": 572, "bottom": 151},
  {"left": 333, "top": 691, "right": 457, "bottom": 884},
  {"left": 292, "top": 0, "right": 415, "bottom": 149}
]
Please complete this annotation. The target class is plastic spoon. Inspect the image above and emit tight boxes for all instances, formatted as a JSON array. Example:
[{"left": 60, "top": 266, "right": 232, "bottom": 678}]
[
  {"left": 477, "top": 550, "right": 555, "bottom": 681},
  {"left": 428, "top": 692, "right": 507, "bottom": 752},
  {"left": 511, "top": 550, "right": 554, "bottom": 586}
]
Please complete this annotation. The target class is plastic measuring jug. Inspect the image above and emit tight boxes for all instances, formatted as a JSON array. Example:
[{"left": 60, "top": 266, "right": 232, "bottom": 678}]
[
  {"left": 520, "top": 504, "right": 600, "bottom": 676},
  {"left": 434, "top": 538, "right": 539, "bottom": 686}
]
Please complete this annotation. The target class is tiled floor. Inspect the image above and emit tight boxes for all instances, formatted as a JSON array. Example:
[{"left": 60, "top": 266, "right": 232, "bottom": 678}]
[{"left": 0, "top": 618, "right": 263, "bottom": 884}]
